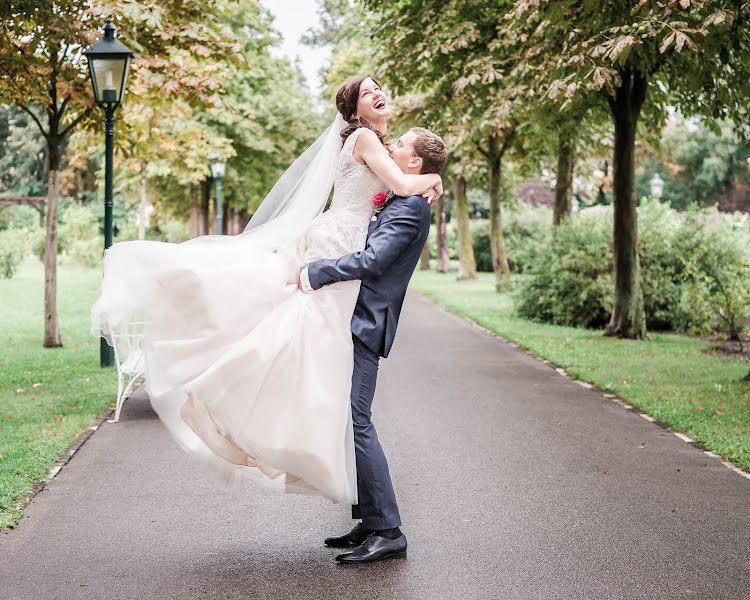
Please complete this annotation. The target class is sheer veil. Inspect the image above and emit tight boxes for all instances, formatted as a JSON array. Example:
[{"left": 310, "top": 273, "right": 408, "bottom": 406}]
[{"left": 240, "top": 112, "right": 347, "bottom": 249}]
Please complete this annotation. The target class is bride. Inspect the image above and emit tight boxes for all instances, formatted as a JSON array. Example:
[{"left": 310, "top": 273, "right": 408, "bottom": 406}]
[{"left": 91, "top": 76, "right": 442, "bottom": 504}]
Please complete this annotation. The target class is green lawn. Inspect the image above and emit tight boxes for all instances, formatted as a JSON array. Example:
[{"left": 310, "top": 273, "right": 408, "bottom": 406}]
[
  {"left": 410, "top": 267, "right": 750, "bottom": 471},
  {"left": 0, "top": 259, "right": 115, "bottom": 529}
]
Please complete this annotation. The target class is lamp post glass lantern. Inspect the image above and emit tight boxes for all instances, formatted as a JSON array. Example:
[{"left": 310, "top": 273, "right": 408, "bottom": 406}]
[
  {"left": 210, "top": 159, "right": 226, "bottom": 235},
  {"left": 84, "top": 21, "right": 133, "bottom": 367},
  {"left": 649, "top": 172, "right": 664, "bottom": 200}
]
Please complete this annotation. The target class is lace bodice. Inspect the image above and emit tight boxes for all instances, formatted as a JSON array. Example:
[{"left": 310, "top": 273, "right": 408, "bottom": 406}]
[{"left": 301, "top": 128, "right": 388, "bottom": 262}]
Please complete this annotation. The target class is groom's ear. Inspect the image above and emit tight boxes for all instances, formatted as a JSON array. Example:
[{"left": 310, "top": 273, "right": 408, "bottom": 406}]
[{"left": 409, "top": 155, "right": 423, "bottom": 171}]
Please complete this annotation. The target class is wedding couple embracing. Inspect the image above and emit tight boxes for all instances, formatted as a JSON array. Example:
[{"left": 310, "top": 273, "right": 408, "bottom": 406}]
[{"left": 91, "top": 76, "right": 448, "bottom": 564}]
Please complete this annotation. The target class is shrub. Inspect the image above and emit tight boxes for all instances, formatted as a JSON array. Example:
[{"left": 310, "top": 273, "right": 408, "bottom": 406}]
[
  {"left": 65, "top": 237, "right": 102, "bottom": 268},
  {"left": 472, "top": 221, "right": 493, "bottom": 272},
  {"left": 638, "top": 199, "right": 684, "bottom": 330},
  {"left": 671, "top": 208, "right": 750, "bottom": 338},
  {"left": 160, "top": 220, "right": 190, "bottom": 243},
  {"left": 515, "top": 200, "right": 750, "bottom": 336},
  {"left": 470, "top": 206, "right": 552, "bottom": 274},
  {"left": 425, "top": 222, "right": 458, "bottom": 260},
  {"left": 516, "top": 208, "right": 613, "bottom": 328},
  {"left": 115, "top": 222, "right": 139, "bottom": 243},
  {"left": 504, "top": 205, "right": 552, "bottom": 274},
  {"left": 0, "top": 228, "right": 32, "bottom": 278}
]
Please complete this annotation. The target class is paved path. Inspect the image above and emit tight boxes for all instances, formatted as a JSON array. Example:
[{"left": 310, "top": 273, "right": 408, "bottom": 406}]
[{"left": 1, "top": 294, "right": 749, "bottom": 600}]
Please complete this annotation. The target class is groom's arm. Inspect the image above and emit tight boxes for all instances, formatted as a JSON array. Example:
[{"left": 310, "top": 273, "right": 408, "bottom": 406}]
[{"left": 300, "top": 195, "right": 427, "bottom": 291}]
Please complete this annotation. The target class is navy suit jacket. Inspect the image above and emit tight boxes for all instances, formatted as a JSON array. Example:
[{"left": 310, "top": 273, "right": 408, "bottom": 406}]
[{"left": 307, "top": 194, "right": 431, "bottom": 358}]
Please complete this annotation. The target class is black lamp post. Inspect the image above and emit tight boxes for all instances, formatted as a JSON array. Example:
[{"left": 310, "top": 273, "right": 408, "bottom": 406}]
[
  {"left": 84, "top": 21, "right": 133, "bottom": 367},
  {"left": 210, "top": 158, "right": 226, "bottom": 234}
]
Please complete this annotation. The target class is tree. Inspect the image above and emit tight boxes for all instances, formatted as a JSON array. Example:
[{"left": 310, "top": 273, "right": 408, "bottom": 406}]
[
  {"left": 366, "top": 0, "right": 529, "bottom": 290},
  {"left": 453, "top": 170, "right": 476, "bottom": 280},
  {"left": 304, "top": 0, "right": 376, "bottom": 101},
  {"left": 0, "top": 1, "right": 238, "bottom": 346},
  {"left": 510, "top": 0, "right": 750, "bottom": 339}
]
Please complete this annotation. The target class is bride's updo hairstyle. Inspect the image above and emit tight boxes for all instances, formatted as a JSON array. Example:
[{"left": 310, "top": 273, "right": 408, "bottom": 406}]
[{"left": 336, "top": 76, "right": 386, "bottom": 146}]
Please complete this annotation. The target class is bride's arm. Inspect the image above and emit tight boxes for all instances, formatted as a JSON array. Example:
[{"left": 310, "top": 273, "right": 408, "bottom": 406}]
[{"left": 354, "top": 129, "right": 442, "bottom": 197}]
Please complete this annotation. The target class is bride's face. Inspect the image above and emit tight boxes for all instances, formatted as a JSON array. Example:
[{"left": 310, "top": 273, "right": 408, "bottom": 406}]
[{"left": 353, "top": 78, "right": 389, "bottom": 123}]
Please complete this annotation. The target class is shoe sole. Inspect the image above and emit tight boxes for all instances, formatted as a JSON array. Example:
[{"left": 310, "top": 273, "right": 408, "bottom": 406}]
[{"left": 336, "top": 550, "right": 407, "bottom": 564}]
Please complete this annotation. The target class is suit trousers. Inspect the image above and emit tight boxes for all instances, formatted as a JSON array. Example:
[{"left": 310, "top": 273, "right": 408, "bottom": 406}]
[{"left": 349, "top": 335, "right": 401, "bottom": 530}]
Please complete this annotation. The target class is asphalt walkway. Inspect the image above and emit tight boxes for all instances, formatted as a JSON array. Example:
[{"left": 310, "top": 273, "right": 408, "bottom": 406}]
[{"left": 1, "top": 294, "right": 748, "bottom": 599}]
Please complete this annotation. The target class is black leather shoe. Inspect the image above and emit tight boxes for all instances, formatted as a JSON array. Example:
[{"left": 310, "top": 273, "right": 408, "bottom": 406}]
[
  {"left": 335, "top": 533, "right": 407, "bottom": 564},
  {"left": 324, "top": 523, "right": 373, "bottom": 548}
]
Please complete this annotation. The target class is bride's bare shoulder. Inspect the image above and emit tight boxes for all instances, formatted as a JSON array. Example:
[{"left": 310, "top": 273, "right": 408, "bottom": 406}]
[{"left": 351, "top": 128, "right": 382, "bottom": 164}]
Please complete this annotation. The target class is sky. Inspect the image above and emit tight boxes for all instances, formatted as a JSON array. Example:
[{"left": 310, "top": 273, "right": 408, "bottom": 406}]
[{"left": 260, "top": 0, "right": 331, "bottom": 98}]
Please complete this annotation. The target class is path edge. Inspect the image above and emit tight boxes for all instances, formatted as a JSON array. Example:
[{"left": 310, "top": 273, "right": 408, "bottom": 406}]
[{"left": 3, "top": 404, "right": 115, "bottom": 531}]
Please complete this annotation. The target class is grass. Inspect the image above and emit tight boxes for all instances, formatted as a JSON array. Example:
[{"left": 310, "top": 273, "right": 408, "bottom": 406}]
[
  {"left": 410, "top": 266, "right": 750, "bottom": 472},
  {"left": 0, "top": 259, "right": 115, "bottom": 529}
]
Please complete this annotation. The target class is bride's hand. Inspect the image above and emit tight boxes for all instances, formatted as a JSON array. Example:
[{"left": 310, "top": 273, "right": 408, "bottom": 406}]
[{"left": 422, "top": 180, "right": 443, "bottom": 205}]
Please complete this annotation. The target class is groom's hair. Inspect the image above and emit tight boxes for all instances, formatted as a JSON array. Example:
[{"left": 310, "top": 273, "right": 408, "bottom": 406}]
[{"left": 410, "top": 128, "right": 448, "bottom": 175}]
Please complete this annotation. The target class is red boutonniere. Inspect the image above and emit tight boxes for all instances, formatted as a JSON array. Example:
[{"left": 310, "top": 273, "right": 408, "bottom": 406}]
[{"left": 373, "top": 190, "right": 394, "bottom": 214}]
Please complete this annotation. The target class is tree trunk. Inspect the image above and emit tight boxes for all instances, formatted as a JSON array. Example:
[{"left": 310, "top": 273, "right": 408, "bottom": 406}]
[
  {"left": 189, "top": 185, "right": 201, "bottom": 238},
  {"left": 454, "top": 175, "right": 476, "bottom": 280},
  {"left": 43, "top": 142, "right": 62, "bottom": 348},
  {"left": 487, "top": 136, "right": 510, "bottom": 291},
  {"left": 231, "top": 208, "right": 242, "bottom": 235},
  {"left": 435, "top": 194, "right": 450, "bottom": 273},
  {"left": 553, "top": 136, "right": 575, "bottom": 226},
  {"left": 138, "top": 160, "right": 148, "bottom": 240},
  {"left": 605, "top": 68, "right": 647, "bottom": 340},
  {"left": 419, "top": 241, "right": 430, "bottom": 270},
  {"left": 200, "top": 179, "right": 210, "bottom": 236}
]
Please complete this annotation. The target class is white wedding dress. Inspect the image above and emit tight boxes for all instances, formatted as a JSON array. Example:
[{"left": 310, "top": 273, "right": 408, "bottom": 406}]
[{"left": 91, "top": 128, "right": 387, "bottom": 504}]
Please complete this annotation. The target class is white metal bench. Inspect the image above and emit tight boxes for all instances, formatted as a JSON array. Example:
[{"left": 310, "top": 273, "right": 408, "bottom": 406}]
[{"left": 109, "top": 320, "right": 145, "bottom": 423}]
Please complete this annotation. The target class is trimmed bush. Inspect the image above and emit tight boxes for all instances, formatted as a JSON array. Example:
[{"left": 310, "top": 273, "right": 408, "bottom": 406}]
[
  {"left": 471, "top": 206, "right": 553, "bottom": 274},
  {"left": 671, "top": 209, "right": 750, "bottom": 338},
  {"left": 516, "top": 200, "right": 750, "bottom": 336},
  {"left": 0, "top": 228, "right": 32, "bottom": 278},
  {"left": 160, "top": 220, "right": 190, "bottom": 243},
  {"left": 516, "top": 209, "right": 613, "bottom": 328}
]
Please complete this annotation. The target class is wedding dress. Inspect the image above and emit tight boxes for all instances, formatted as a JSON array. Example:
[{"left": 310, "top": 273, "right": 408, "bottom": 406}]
[{"left": 91, "top": 126, "right": 386, "bottom": 504}]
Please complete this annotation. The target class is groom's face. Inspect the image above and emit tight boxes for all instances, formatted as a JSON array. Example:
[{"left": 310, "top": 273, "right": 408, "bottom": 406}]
[{"left": 387, "top": 131, "right": 423, "bottom": 174}]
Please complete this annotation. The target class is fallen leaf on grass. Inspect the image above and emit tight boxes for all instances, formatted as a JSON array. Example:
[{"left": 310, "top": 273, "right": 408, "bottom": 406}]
[
  {"left": 52, "top": 415, "right": 63, "bottom": 423},
  {"left": 695, "top": 405, "right": 704, "bottom": 411},
  {"left": 32, "top": 383, "right": 42, "bottom": 388},
  {"left": 715, "top": 410, "right": 725, "bottom": 417},
  {"left": 66, "top": 402, "right": 77, "bottom": 409},
  {"left": 15, "top": 388, "right": 24, "bottom": 394}
]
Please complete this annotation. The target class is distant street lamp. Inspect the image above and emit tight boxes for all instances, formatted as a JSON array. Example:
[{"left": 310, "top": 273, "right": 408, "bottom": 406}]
[
  {"left": 84, "top": 21, "right": 133, "bottom": 368},
  {"left": 649, "top": 172, "right": 664, "bottom": 200},
  {"left": 210, "top": 158, "right": 226, "bottom": 234}
]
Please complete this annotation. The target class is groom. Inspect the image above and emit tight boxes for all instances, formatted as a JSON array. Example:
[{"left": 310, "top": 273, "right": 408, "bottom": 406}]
[{"left": 299, "top": 127, "right": 447, "bottom": 564}]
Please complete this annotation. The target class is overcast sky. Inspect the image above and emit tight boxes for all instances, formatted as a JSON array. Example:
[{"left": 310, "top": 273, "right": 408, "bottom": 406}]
[{"left": 260, "top": 0, "right": 331, "bottom": 98}]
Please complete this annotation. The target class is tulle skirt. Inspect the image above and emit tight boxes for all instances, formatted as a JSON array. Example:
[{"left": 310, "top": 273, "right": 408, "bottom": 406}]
[{"left": 91, "top": 232, "right": 359, "bottom": 504}]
